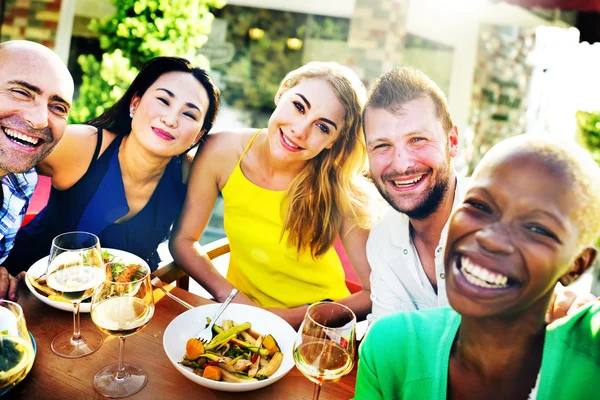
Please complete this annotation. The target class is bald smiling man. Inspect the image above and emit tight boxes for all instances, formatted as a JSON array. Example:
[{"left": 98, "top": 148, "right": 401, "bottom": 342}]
[{"left": 0, "top": 40, "right": 74, "bottom": 301}]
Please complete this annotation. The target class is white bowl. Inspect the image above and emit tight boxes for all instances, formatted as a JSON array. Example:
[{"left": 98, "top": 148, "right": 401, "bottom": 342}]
[
  {"left": 25, "top": 248, "right": 149, "bottom": 313},
  {"left": 163, "top": 303, "right": 296, "bottom": 392}
]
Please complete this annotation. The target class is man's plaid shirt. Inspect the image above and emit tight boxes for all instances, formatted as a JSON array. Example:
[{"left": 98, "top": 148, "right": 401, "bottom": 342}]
[{"left": 0, "top": 169, "right": 37, "bottom": 264}]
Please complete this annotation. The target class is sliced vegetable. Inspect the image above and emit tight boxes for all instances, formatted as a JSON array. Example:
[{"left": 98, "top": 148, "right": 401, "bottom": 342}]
[
  {"left": 199, "top": 352, "right": 222, "bottom": 362},
  {"left": 217, "top": 362, "right": 236, "bottom": 373},
  {"left": 184, "top": 338, "right": 205, "bottom": 360},
  {"left": 223, "top": 344, "right": 246, "bottom": 359},
  {"left": 205, "top": 322, "right": 251, "bottom": 350},
  {"left": 262, "top": 334, "right": 281, "bottom": 355},
  {"left": 229, "top": 339, "right": 269, "bottom": 357},
  {"left": 247, "top": 328, "right": 262, "bottom": 340},
  {"left": 202, "top": 365, "right": 222, "bottom": 381},
  {"left": 248, "top": 354, "right": 260, "bottom": 378},
  {"left": 222, "top": 320, "right": 233, "bottom": 331},
  {"left": 256, "top": 351, "right": 283, "bottom": 377},
  {"left": 240, "top": 330, "right": 258, "bottom": 346},
  {"left": 227, "top": 355, "right": 245, "bottom": 366},
  {"left": 180, "top": 359, "right": 204, "bottom": 369},
  {"left": 206, "top": 318, "right": 224, "bottom": 334},
  {"left": 219, "top": 368, "right": 258, "bottom": 383},
  {"left": 207, "top": 334, "right": 237, "bottom": 351},
  {"left": 232, "top": 359, "right": 253, "bottom": 372}
]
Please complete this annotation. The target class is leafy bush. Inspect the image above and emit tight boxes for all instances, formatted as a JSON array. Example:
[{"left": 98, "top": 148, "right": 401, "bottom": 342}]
[
  {"left": 575, "top": 110, "right": 600, "bottom": 164},
  {"left": 576, "top": 110, "right": 600, "bottom": 250},
  {"left": 70, "top": 50, "right": 138, "bottom": 123},
  {"left": 70, "top": 0, "right": 225, "bottom": 124}
]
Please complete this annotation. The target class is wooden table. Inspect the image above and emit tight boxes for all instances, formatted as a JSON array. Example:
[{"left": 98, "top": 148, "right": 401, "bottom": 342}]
[{"left": 6, "top": 284, "right": 356, "bottom": 399}]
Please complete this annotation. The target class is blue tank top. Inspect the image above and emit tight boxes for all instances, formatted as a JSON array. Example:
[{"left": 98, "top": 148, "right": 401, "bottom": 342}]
[{"left": 5, "top": 129, "right": 186, "bottom": 272}]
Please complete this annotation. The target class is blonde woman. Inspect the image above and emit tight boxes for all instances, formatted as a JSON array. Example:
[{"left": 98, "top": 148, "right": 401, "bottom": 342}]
[{"left": 170, "top": 62, "right": 373, "bottom": 327}]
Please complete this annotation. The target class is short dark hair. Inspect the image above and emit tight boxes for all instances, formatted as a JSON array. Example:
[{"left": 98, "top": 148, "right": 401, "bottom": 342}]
[
  {"left": 87, "top": 56, "right": 220, "bottom": 151},
  {"left": 364, "top": 67, "right": 453, "bottom": 133}
]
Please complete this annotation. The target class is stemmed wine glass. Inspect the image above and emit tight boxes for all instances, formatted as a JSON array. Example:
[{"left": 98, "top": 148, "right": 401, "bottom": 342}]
[
  {"left": 46, "top": 231, "right": 105, "bottom": 358},
  {"left": 293, "top": 302, "right": 356, "bottom": 400},
  {"left": 0, "top": 300, "right": 35, "bottom": 395},
  {"left": 91, "top": 261, "right": 154, "bottom": 398}
]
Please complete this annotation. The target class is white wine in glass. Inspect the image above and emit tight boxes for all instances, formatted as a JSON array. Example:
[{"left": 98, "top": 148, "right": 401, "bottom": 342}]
[
  {"left": 0, "top": 300, "right": 35, "bottom": 396},
  {"left": 46, "top": 231, "right": 105, "bottom": 358},
  {"left": 91, "top": 261, "right": 154, "bottom": 398},
  {"left": 293, "top": 302, "right": 356, "bottom": 400}
]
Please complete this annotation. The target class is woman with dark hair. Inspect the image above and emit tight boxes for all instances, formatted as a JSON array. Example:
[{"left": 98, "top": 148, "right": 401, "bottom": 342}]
[{"left": 4, "top": 56, "right": 220, "bottom": 272}]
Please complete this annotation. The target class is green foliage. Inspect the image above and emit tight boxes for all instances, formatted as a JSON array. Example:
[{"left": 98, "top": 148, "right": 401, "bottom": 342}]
[
  {"left": 70, "top": 51, "right": 138, "bottom": 123},
  {"left": 92, "top": 0, "right": 225, "bottom": 68},
  {"left": 576, "top": 110, "right": 600, "bottom": 164},
  {"left": 576, "top": 110, "right": 600, "bottom": 248},
  {"left": 70, "top": 0, "right": 225, "bottom": 124}
]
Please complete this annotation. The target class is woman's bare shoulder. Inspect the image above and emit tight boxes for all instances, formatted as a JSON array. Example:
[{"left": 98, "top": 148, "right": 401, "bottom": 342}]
[
  {"left": 195, "top": 128, "right": 259, "bottom": 161},
  {"left": 191, "top": 129, "right": 261, "bottom": 188},
  {"left": 39, "top": 124, "right": 99, "bottom": 172},
  {"left": 204, "top": 128, "right": 259, "bottom": 150}
]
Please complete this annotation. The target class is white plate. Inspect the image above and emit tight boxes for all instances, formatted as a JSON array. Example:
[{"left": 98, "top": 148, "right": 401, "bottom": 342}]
[
  {"left": 163, "top": 303, "right": 296, "bottom": 392},
  {"left": 25, "top": 248, "right": 149, "bottom": 313}
]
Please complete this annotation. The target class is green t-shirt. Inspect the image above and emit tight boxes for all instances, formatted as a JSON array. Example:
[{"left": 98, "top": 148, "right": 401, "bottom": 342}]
[{"left": 355, "top": 303, "right": 600, "bottom": 399}]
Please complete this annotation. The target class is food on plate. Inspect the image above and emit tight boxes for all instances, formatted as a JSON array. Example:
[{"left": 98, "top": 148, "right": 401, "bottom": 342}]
[
  {"left": 180, "top": 319, "right": 283, "bottom": 382},
  {"left": 27, "top": 250, "right": 145, "bottom": 302}
]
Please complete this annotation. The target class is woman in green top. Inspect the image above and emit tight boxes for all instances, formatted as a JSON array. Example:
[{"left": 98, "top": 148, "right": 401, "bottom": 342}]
[{"left": 355, "top": 135, "right": 600, "bottom": 400}]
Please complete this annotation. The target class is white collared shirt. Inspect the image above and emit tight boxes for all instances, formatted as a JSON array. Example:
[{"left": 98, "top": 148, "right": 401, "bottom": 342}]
[{"left": 367, "top": 175, "right": 468, "bottom": 322}]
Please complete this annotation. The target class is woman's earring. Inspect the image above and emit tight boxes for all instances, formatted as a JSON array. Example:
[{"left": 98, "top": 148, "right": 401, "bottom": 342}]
[{"left": 129, "top": 107, "right": 135, "bottom": 119}]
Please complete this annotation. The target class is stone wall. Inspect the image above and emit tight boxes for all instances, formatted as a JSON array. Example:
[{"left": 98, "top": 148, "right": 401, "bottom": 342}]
[
  {"left": 1, "top": 0, "right": 62, "bottom": 48},
  {"left": 464, "top": 24, "right": 537, "bottom": 174},
  {"left": 345, "top": 0, "right": 409, "bottom": 86}
]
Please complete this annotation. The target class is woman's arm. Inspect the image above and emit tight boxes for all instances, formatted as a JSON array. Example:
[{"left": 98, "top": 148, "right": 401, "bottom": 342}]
[
  {"left": 169, "top": 133, "right": 256, "bottom": 304},
  {"left": 334, "top": 218, "right": 372, "bottom": 322}
]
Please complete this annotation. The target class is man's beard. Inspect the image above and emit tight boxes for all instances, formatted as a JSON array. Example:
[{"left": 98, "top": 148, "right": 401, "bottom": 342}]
[{"left": 375, "top": 162, "right": 452, "bottom": 220}]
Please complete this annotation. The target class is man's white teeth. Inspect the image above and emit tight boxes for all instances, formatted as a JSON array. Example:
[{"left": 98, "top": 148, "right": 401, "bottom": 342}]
[
  {"left": 392, "top": 176, "right": 423, "bottom": 187},
  {"left": 460, "top": 256, "right": 508, "bottom": 288},
  {"left": 4, "top": 128, "right": 39, "bottom": 145},
  {"left": 282, "top": 133, "right": 300, "bottom": 149}
]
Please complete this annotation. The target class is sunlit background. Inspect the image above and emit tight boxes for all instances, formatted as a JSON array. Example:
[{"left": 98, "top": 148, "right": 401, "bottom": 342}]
[{"left": 2, "top": 0, "right": 600, "bottom": 293}]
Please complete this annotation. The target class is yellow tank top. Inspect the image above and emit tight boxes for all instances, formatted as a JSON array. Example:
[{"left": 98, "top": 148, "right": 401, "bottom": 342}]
[{"left": 222, "top": 130, "right": 350, "bottom": 308}]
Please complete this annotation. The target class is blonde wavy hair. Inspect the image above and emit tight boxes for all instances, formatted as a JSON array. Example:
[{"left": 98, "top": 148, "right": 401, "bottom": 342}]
[{"left": 277, "top": 62, "right": 373, "bottom": 258}]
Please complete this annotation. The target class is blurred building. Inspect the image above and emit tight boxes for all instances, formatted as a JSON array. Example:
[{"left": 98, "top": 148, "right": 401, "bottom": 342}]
[
  {"left": 3, "top": 0, "right": 600, "bottom": 292},
  {"left": 0, "top": 0, "right": 578, "bottom": 147}
]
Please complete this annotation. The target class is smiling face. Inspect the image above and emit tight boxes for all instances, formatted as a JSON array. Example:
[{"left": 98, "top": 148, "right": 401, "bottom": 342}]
[
  {"left": 129, "top": 71, "right": 209, "bottom": 157},
  {"left": 266, "top": 78, "right": 344, "bottom": 166},
  {"left": 444, "top": 151, "right": 584, "bottom": 319},
  {"left": 0, "top": 43, "right": 74, "bottom": 174},
  {"left": 365, "top": 96, "right": 458, "bottom": 219}
]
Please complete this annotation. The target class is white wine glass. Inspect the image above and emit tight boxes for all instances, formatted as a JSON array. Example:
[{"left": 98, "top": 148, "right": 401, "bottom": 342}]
[
  {"left": 91, "top": 261, "right": 154, "bottom": 398},
  {"left": 293, "top": 302, "right": 356, "bottom": 400},
  {"left": 0, "top": 300, "right": 35, "bottom": 395},
  {"left": 46, "top": 231, "right": 105, "bottom": 358}
]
